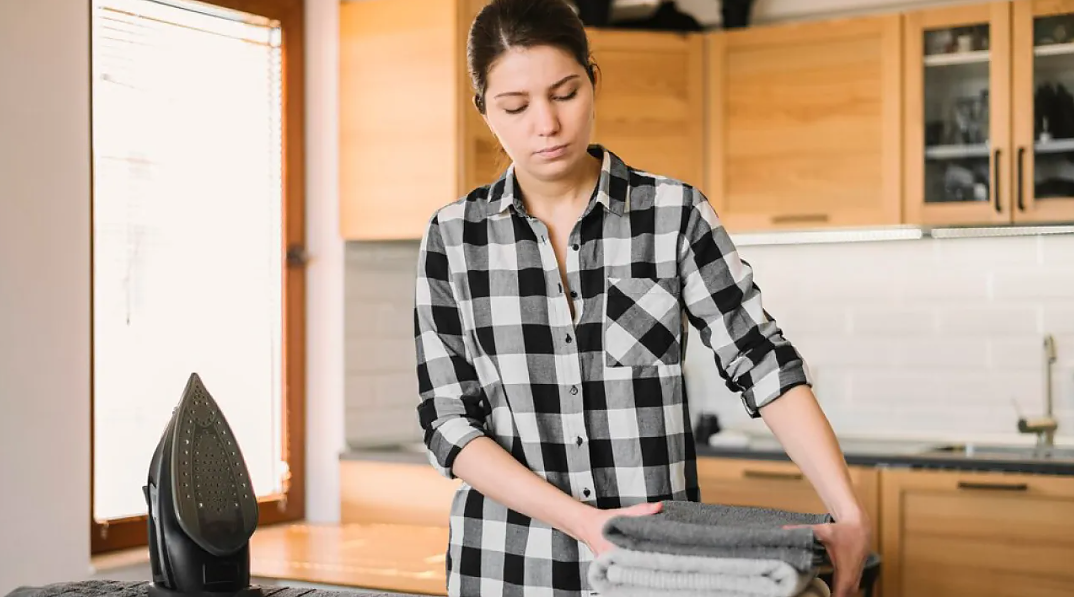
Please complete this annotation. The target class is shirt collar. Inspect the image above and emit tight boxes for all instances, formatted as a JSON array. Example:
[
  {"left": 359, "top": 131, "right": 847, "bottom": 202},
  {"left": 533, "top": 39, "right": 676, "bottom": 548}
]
[{"left": 486, "top": 144, "right": 631, "bottom": 217}]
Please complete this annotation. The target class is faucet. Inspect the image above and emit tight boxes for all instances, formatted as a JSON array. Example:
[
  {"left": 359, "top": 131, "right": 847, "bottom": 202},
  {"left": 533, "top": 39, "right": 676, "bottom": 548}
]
[{"left": 1018, "top": 334, "right": 1058, "bottom": 449}]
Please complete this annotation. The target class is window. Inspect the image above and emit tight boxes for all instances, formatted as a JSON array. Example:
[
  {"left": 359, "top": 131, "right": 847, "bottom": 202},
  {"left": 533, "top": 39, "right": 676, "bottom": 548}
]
[{"left": 89, "top": 0, "right": 306, "bottom": 554}]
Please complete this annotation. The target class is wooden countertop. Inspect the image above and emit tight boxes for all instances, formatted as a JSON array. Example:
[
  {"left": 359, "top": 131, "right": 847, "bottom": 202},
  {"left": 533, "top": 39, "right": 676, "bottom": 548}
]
[{"left": 250, "top": 522, "right": 448, "bottom": 595}]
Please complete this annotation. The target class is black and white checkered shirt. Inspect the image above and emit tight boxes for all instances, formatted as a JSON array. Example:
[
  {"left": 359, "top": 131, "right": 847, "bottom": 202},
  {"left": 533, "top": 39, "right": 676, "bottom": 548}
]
[{"left": 413, "top": 144, "right": 811, "bottom": 597}]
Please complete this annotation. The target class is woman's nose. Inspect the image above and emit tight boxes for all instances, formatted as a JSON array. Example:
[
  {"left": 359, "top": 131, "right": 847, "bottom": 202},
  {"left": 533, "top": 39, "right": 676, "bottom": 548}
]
[{"left": 533, "top": 101, "right": 560, "bottom": 136}]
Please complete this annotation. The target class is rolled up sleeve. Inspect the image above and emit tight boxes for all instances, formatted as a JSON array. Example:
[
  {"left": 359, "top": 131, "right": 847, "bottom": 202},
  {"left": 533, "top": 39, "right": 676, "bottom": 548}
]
[
  {"left": 677, "top": 188, "right": 812, "bottom": 417},
  {"left": 413, "top": 212, "right": 490, "bottom": 479}
]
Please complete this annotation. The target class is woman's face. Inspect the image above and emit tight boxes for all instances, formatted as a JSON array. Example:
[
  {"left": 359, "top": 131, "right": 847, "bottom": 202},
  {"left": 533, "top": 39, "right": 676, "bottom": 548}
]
[{"left": 481, "top": 44, "right": 595, "bottom": 183}]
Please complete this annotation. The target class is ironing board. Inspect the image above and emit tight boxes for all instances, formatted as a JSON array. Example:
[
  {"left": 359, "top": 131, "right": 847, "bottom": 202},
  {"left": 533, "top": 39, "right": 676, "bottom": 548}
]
[{"left": 4, "top": 580, "right": 431, "bottom": 597}]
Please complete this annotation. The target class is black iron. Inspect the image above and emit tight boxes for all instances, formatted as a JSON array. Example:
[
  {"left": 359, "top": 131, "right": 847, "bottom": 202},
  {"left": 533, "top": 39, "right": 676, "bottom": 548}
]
[{"left": 144, "top": 372, "right": 263, "bottom": 597}]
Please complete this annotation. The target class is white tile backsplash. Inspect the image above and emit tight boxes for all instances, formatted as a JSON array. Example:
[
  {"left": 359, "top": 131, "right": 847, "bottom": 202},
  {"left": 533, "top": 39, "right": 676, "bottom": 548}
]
[
  {"left": 849, "top": 306, "right": 937, "bottom": 335},
  {"left": 992, "top": 269, "right": 1074, "bottom": 300},
  {"left": 936, "top": 305, "right": 1041, "bottom": 336},
  {"left": 344, "top": 234, "right": 1074, "bottom": 448},
  {"left": 686, "top": 233, "right": 1074, "bottom": 442},
  {"left": 343, "top": 242, "right": 425, "bottom": 448},
  {"left": 934, "top": 235, "right": 1043, "bottom": 270},
  {"left": 1044, "top": 306, "right": 1074, "bottom": 334}
]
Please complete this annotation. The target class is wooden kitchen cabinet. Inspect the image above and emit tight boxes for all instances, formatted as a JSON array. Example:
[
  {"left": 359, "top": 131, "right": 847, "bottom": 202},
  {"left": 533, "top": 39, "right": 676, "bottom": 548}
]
[
  {"left": 903, "top": 2, "right": 1011, "bottom": 226},
  {"left": 880, "top": 468, "right": 1074, "bottom": 597},
  {"left": 904, "top": 0, "right": 1074, "bottom": 227},
  {"left": 1012, "top": 0, "right": 1074, "bottom": 223},
  {"left": 339, "top": 0, "right": 705, "bottom": 240},
  {"left": 588, "top": 29, "right": 705, "bottom": 189},
  {"left": 703, "top": 14, "right": 903, "bottom": 233},
  {"left": 338, "top": 0, "right": 490, "bottom": 241},
  {"left": 696, "top": 457, "right": 880, "bottom": 552}
]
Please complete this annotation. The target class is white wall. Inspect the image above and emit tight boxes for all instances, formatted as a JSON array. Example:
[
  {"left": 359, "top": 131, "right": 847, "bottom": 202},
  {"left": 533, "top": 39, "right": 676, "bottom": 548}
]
[
  {"left": 0, "top": 0, "right": 93, "bottom": 593},
  {"left": 0, "top": 0, "right": 345, "bottom": 591}
]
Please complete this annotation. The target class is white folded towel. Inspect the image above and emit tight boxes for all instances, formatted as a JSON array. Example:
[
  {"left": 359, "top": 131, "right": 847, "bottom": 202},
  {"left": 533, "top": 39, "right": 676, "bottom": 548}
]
[{"left": 588, "top": 547, "right": 830, "bottom": 597}]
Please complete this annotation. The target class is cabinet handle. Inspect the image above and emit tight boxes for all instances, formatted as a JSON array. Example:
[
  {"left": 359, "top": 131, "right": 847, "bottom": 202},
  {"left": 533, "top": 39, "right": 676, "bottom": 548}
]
[
  {"left": 957, "top": 480, "right": 1028, "bottom": 491},
  {"left": 1017, "top": 146, "right": 1026, "bottom": 211},
  {"left": 993, "top": 148, "right": 1001, "bottom": 213},
  {"left": 771, "top": 213, "right": 829, "bottom": 225},
  {"left": 742, "top": 469, "right": 804, "bottom": 481}
]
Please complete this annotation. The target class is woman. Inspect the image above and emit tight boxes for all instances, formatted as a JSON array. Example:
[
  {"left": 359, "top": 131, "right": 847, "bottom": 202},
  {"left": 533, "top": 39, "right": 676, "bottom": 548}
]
[{"left": 413, "top": 1, "right": 871, "bottom": 596}]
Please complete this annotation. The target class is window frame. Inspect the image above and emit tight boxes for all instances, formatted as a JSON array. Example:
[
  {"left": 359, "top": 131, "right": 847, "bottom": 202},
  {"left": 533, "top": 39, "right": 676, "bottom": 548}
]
[{"left": 88, "top": 0, "right": 307, "bottom": 555}]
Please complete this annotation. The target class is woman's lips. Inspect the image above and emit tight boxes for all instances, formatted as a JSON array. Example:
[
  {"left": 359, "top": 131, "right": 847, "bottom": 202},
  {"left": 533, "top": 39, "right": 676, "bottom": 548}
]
[{"left": 536, "top": 144, "right": 568, "bottom": 159}]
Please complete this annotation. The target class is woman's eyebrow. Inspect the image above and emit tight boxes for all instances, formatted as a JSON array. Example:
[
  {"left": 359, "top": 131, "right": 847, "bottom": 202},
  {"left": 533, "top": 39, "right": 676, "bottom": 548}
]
[{"left": 493, "top": 74, "right": 580, "bottom": 99}]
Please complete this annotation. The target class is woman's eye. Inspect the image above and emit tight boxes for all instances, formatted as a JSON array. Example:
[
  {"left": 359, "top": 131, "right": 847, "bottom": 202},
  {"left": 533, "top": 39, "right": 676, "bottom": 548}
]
[
  {"left": 554, "top": 90, "right": 578, "bottom": 102},
  {"left": 504, "top": 105, "right": 526, "bottom": 114}
]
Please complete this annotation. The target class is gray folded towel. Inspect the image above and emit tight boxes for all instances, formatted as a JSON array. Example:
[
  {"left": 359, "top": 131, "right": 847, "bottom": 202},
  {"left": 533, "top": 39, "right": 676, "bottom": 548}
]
[
  {"left": 602, "top": 501, "right": 833, "bottom": 572},
  {"left": 588, "top": 547, "right": 830, "bottom": 597}
]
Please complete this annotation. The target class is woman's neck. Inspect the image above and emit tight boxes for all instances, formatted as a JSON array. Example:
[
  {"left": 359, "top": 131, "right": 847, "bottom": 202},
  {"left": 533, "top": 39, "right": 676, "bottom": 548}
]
[{"left": 516, "top": 152, "right": 602, "bottom": 217}]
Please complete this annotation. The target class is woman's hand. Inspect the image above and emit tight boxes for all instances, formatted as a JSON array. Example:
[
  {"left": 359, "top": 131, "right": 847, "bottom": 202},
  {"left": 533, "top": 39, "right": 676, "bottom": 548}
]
[
  {"left": 571, "top": 501, "right": 664, "bottom": 557},
  {"left": 788, "top": 515, "right": 871, "bottom": 597}
]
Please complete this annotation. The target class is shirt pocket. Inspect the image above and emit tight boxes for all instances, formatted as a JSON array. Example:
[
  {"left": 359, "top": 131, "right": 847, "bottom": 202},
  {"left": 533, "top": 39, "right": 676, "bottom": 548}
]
[{"left": 603, "top": 276, "right": 682, "bottom": 368}]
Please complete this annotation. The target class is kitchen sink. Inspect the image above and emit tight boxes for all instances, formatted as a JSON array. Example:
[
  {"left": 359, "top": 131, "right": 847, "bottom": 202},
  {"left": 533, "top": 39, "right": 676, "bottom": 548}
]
[{"left": 925, "top": 443, "right": 1074, "bottom": 461}]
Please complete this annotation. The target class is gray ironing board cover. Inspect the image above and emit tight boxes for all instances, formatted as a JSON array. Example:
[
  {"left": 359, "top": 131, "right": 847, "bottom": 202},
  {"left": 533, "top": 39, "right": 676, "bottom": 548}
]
[{"left": 4, "top": 580, "right": 429, "bottom": 597}]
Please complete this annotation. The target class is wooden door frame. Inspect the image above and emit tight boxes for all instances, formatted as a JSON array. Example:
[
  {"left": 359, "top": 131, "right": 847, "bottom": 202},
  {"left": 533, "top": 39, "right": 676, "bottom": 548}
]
[{"left": 88, "top": 0, "right": 306, "bottom": 554}]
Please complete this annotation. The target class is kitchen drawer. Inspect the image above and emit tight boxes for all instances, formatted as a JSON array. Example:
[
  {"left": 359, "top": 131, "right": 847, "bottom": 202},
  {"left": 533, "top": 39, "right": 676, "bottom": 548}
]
[
  {"left": 696, "top": 457, "right": 879, "bottom": 550},
  {"left": 880, "top": 468, "right": 1074, "bottom": 597}
]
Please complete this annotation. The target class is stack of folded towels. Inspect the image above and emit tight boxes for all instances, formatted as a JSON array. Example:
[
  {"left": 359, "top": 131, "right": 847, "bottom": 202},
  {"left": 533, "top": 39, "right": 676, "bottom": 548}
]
[{"left": 588, "top": 501, "right": 834, "bottom": 597}]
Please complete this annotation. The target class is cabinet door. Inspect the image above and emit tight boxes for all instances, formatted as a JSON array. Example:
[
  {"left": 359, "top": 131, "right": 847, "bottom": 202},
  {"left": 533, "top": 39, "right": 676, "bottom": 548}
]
[
  {"left": 696, "top": 457, "right": 879, "bottom": 551},
  {"left": 705, "top": 15, "right": 902, "bottom": 233},
  {"left": 1012, "top": 0, "right": 1074, "bottom": 224},
  {"left": 904, "top": 3, "right": 1013, "bottom": 226},
  {"left": 458, "top": 0, "right": 507, "bottom": 195},
  {"left": 339, "top": 0, "right": 460, "bottom": 240},
  {"left": 880, "top": 468, "right": 1074, "bottom": 597},
  {"left": 588, "top": 30, "right": 705, "bottom": 189}
]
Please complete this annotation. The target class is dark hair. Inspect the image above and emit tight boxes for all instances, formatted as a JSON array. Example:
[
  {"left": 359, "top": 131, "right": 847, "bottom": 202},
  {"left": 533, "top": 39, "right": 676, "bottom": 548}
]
[{"left": 467, "top": 0, "right": 599, "bottom": 115}]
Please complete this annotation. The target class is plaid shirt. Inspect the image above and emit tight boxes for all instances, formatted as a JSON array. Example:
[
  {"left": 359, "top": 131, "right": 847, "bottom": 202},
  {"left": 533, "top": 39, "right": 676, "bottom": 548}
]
[{"left": 413, "top": 145, "right": 811, "bottom": 597}]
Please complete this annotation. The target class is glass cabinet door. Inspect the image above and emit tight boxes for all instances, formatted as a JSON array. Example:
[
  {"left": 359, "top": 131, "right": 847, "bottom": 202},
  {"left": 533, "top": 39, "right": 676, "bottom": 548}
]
[
  {"left": 1013, "top": 0, "right": 1074, "bottom": 224},
  {"left": 904, "top": 3, "right": 1011, "bottom": 226}
]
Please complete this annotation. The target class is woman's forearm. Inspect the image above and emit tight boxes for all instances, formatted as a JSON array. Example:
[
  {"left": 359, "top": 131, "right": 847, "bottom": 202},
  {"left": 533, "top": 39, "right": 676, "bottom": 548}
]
[
  {"left": 451, "top": 435, "right": 594, "bottom": 539},
  {"left": 759, "top": 384, "right": 867, "bottom": 524}
]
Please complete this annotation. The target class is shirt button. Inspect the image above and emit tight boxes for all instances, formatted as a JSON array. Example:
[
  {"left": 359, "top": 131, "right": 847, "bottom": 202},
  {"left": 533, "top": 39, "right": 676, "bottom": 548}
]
[
  {"left": 583, "top": 488, "right": 591, "bottom": 497},
  {"left": 570, "top": 385, "right": 578, "bottom": 395},
  {"left": 571, "top": 244, "right": 580, "bottom": 251},
  {"left": 570, "top": 290, "right": 578, "bottom": 298},
  {"left": 565, "top": 334, "right": 573, "bottom": 344},
  {"left": 575, "top": 436, "right": 584, "bottom": 446}
]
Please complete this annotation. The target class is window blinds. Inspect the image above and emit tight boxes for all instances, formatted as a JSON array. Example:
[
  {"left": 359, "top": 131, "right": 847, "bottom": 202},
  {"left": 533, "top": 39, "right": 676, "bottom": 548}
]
[{"left": 91, "top": 0, "right": 285, "bottom": 521}]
